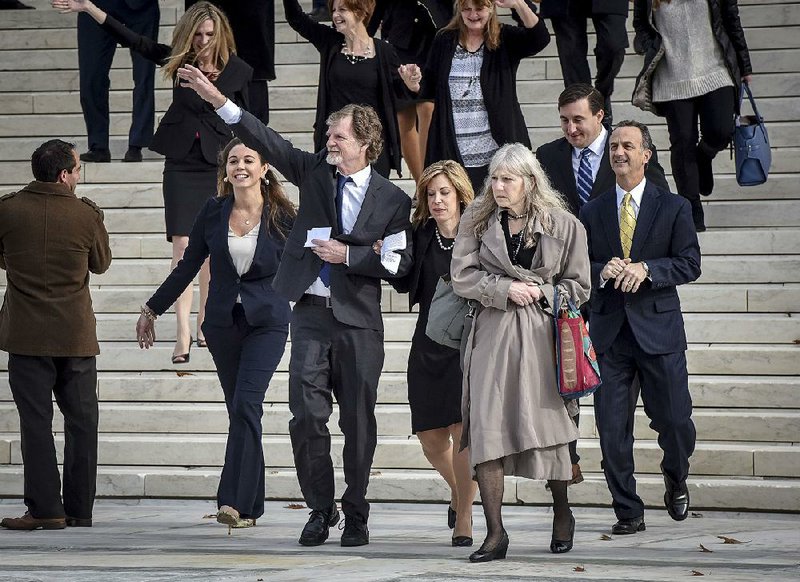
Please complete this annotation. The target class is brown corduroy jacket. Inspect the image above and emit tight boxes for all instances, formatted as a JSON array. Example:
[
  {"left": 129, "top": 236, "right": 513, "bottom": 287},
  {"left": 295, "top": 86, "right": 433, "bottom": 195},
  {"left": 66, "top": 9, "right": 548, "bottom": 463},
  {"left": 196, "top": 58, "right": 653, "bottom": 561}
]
[{"left": 0, "top": 181, "right": 112, "bottom": 357}]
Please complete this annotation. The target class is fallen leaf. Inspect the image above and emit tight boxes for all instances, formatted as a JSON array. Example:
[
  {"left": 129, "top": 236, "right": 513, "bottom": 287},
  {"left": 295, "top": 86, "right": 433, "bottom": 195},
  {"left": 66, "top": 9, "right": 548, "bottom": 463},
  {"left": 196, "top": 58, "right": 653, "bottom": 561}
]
[
  {"left": 691, "top": 512, "right": 704, "bottom": 518},
  {"left": 285, "top": 503, "right": 306, "bottom": 510},
  {"left": 691, "top": 571, "right": 704, "bottom": 576},
  {"left": 600, "top": 534, "right": 613, "bottom": 541},
  {"left": 717, "top": 535, "right": 748, "bottom": 544},
  {"left": 699, "top": 544, "right": 713, "bottom": 553},
  {"left": 176, "top": 371, "right": 194, "bottom": 377},
  {"left": 574, "top": 566, "right": 585, "bottom": 572}
]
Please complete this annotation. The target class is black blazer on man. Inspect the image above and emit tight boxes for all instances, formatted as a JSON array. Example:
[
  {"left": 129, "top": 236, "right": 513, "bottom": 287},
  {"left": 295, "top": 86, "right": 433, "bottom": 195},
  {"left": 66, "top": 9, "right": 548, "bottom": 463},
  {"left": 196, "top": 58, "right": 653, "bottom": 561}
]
[
  {"left": 536, "top": 130, "right": 669, "bottom": 217},
  {"left": 147, "top": 195, "right": 292, "bottom": 327},
  {"left": 578, "top": 181, "right": 701, "bottom": 356},
  {"left": 232, "top": 111, "right": 414, "bottom": 331}
]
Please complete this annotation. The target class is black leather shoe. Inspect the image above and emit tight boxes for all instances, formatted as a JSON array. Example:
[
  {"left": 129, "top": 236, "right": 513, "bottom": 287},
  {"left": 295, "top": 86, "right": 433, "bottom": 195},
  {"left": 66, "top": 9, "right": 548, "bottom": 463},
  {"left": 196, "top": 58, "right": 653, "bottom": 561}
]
[
  {"left": 65, "top": 516, "right": 92, "bottom": 527},
  {"left": 469, "top": 531, "right": 509, "bottom": 563},
  {"left": 80, "top": 149, "right": 111, "bottom": 163},
  {"left": 298, "top": 503, "right": 339, "bottom": 546},
  {"left": 664, "top": 477, "right": 690, "bottom": 521},
  {"left": 340, "top": 516, "right": 369, "bottom": 547},
  {"left": 611, "top": 516, "right": 646, "bottom": 535},
  {"left": 123, "top": 146, "right": 143, "bottom": 162},
  {"left": 550, "top": 513, "right": 575, "bottom": 554},
  {"left": 447, "top": 505, "right": 456, "bottom": 529},
  {"left": 452, "top": 535, "right": 473, "bottom": 547}
]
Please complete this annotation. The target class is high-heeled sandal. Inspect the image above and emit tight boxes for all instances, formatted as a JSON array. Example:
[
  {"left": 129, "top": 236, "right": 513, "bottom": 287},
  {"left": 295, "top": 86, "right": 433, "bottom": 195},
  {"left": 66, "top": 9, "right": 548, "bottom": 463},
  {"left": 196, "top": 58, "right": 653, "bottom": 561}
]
[
  {"left": 196, "top": 337, "right": 207, "bottom": 348},
  {"left": 171, "top": 337, "right": 192, "bottom": 365},
  {"left": 549, "top": 513, "right": 575, "bottom": 554},
  {"left": 447, "top": 505, "right": 456, "bottom": 529},
  {"left": 469, "top": 531, "right": 509, "bottom": 562}
]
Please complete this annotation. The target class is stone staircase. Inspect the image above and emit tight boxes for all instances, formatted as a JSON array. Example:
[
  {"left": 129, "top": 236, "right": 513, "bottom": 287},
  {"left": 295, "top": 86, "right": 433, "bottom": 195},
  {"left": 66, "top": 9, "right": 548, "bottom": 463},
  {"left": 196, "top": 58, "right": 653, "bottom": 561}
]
[{"left": 0, "top": 0, "right": 798, "bottom": 512}]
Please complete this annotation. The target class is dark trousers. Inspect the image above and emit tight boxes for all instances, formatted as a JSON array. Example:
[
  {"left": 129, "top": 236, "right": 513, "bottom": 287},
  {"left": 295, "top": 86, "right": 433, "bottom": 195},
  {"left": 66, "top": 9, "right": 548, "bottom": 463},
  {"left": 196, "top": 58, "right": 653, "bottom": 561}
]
[
  {"left": 203, "top": 304, "right": 288, "bottom": 519},
  {"left": 7, "top": 354, "right": 98, "bottom": 520},
  {"left": 659, "top": 86, "right": 736, "bottom": 203},
  {"left": 288, "top": 303, "right": 384, "bottom": 522},
  {"left": 248, "top": 79, "right": 270, "bottom": 125},
  {"left": 465, "top": 164, "right": 489, "bottom": 198},
  {"left": 78, "top": 3, "right": 160, "bottom": 151},
  {"left": 594, "top": 321, "right": 695, "bottom": 519},
  {"left": 550, "top": 13, "right": 628, "bottom": 118}
]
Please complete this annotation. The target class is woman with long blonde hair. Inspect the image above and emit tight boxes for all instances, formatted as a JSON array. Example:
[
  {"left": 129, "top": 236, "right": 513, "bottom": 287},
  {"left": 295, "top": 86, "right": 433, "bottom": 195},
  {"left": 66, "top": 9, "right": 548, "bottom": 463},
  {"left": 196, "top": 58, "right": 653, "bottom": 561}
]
[
  {"left": 54, "top": 0, "right": 253, "bottom": 364},
  {"left": 451, "top": 144, "right": 590, "bottom": 561}
]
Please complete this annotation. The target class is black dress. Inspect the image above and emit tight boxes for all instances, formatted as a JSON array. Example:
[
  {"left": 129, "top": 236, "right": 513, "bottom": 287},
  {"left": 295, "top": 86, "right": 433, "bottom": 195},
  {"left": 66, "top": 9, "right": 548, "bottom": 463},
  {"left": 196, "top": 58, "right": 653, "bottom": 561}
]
[{"left": 406, "top": 230, "right": 463, "bottom": 433}]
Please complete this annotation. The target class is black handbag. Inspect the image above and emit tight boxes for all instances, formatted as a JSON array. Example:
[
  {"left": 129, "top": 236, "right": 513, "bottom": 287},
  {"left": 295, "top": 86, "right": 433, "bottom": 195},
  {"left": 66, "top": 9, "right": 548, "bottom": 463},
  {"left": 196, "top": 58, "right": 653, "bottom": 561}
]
[{"left": 734, "top": 83, "right": 771, "bottom": 187}]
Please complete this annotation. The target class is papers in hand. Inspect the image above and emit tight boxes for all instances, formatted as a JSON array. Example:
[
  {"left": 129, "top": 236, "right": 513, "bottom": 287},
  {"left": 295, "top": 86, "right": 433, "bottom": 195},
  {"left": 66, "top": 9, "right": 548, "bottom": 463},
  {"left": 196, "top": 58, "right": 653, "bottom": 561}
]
[
  {"left": 304, "top": 227, "right": 332, "bottom": 247},
  {"left": 380, "top": 230, "right": 406, "bottom": 275}
]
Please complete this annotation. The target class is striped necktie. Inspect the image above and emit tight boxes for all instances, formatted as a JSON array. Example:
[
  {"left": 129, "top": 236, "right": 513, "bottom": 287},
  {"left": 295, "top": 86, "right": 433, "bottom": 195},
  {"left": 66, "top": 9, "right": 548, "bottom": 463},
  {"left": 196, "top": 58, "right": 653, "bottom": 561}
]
[
  {"left": 576, "top": 148, "right": 594, "bottom": 206},
  {"left": 620, "top": 192, "right": 636, "bottom": 259}
]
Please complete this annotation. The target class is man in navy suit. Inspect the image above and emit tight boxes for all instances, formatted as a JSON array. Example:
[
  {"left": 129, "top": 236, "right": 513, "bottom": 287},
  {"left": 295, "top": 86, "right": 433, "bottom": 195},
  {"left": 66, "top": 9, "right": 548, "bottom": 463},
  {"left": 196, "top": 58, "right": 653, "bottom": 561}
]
[{"left": 579, "top": 120, "right": 701, "bottom": 535}]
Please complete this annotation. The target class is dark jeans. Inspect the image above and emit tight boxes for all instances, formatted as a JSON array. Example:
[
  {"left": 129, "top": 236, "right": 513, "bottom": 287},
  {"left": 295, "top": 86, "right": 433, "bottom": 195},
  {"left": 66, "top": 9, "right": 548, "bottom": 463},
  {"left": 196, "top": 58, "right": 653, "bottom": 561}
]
[
  {"left": 659, "top": 86, "right": 736, "bottom": 202},
  {"left": 551, "top": 13, "right": 628, "bottom": 117},
  {"left": 203, "top": 304, "right": 288, "bottom": 519},
  {"left": 288, "top": 303, "right": 384, "bottom": 522},
  {"left": 7, "top": 354, "right": 98, "bottom": 520},
  {"left": 594, "top": 321, "right": 696, "bottom": 520}
]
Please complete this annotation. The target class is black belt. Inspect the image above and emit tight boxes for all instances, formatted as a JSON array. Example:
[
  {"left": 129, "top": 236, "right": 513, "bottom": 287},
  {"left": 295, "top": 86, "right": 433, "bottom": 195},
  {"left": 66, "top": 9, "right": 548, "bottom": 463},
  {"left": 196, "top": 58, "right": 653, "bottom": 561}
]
[{"left": 297, "top": 294, "right": 332, "bottom": 308}]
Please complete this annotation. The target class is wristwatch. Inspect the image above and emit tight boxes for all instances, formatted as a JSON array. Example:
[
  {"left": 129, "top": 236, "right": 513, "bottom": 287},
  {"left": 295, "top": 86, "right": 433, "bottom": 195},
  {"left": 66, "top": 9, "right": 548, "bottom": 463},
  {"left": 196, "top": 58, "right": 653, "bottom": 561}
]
[{"left": 642, "top": 261, "right": 651, "bottom": 281}]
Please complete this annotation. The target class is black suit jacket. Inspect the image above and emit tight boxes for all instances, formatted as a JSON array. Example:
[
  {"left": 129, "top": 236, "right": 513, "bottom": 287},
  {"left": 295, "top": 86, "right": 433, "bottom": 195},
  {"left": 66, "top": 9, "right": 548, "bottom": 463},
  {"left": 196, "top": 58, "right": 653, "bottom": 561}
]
[
  {"left": 231, "top": 111, "right": 413, "bottom": 331},
  {"left": 387, "top": 218, "right": 436, "bottom": 309},
  {"left": 578, "top": 182, "right": 701, "bottom": 356},
  {"left": 536, "top": 130, "right": 669, "bottom": 217},
  {"left": 102, "top": 16, "right": 252, "bottom": 164},
  {"left": 539, "top": 0, "right": 628, "bottom": 18},
  {"left": 147, "top": 195, "right": 292, "bottom": 327}
]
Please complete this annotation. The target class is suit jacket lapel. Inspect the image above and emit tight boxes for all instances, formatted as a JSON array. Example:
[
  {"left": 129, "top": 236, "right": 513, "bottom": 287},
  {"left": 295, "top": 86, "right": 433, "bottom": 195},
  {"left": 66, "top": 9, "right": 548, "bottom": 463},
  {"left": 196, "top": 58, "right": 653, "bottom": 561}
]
[
  {"left": 599, "top": 190, "right": 625, "bottom": 258},
  {"left": 556, "top": 139, "right": 579, "bottom": 202},
  {"left": 592, "top": 139, "right": 615, "bottom": 199},
  {"left": 350, "top": 174, "right": 380, "bottom": 235},
  {"left": 630, "top": 183, "right": 661, "bottom": 260},
  {"left": 220, "top": 196, "right": 237, "bottom": 272}
]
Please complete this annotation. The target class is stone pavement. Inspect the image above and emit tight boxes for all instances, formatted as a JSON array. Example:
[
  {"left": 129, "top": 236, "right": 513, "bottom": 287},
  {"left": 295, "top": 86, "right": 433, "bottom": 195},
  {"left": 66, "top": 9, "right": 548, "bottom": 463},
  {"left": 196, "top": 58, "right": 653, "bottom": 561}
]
[{"left": 0, "top": 500, "right": 798, "bottom": 581}]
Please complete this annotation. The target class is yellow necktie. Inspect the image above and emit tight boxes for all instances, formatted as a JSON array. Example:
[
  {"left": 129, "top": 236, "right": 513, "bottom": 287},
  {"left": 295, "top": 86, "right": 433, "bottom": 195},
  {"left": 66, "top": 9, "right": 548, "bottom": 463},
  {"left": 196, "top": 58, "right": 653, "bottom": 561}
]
[{"left": 620, "top": 192, "right": 636, "bottom": 259}]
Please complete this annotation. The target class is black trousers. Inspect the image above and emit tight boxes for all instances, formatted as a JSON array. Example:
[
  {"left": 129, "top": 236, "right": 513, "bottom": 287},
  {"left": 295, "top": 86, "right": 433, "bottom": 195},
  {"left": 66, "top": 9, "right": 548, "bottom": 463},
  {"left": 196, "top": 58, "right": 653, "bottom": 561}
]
[
  {"left": 203, "top": 304, "right": 288, "bottom": 519},
  {"left": 288, "top": 303, "right": 384, "bottom": 522},
  {"left": 465, "top": 165, "right": 489, "bottom": 198},
  {"left": 659, "top": 86, "right": 736, "bottom": 203},
  {"left": 78, "top": 3, "right": 160, "bottom": 151},
  {"left": 594, "top": 321, "right": 695, "bottom": 520},
  {"left": 248, "top": 79, "right": 270, "bottom": 125},
  {"left": 550, "top": 12, "right": 628, "bottom": 117},
  {"left": 7, "top": 354, "right": 98, "bottom": 520}
]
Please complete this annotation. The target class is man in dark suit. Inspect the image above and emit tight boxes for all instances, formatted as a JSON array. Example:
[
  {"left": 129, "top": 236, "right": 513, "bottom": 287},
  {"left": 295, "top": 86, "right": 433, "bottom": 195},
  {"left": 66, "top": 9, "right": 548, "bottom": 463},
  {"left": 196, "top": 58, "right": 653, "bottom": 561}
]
[
  {"left": 179, "top": 66, "right": 414, "bottom": 547},
  {"left": 537, "top": 84, "right": 669, "bottom": 218},
  {"left": 0, "top": 139, "right": 112, "bottom": 530},
  {"left": 579, "top": 121, "right": 701, "bottom": 535},
  {"left": 539, "top": 0, "right": 628, "bottom": 123},
  {"left": 77, "top": 0, "right": 160, "bottom": 162}
]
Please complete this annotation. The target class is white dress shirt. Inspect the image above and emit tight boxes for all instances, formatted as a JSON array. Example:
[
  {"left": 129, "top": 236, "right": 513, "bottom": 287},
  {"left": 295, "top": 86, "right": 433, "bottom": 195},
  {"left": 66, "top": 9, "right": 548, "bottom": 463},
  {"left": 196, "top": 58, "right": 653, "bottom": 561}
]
[{"left": 571, "top": 125, "right": 608, "bottom": 183}]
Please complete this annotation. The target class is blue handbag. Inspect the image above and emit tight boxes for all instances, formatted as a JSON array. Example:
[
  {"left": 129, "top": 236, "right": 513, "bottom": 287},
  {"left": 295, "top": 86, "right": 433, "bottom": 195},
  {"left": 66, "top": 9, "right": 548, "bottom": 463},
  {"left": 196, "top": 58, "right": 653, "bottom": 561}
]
[{"left": 734, "top": 83, "right": 771, "bottom": 187}]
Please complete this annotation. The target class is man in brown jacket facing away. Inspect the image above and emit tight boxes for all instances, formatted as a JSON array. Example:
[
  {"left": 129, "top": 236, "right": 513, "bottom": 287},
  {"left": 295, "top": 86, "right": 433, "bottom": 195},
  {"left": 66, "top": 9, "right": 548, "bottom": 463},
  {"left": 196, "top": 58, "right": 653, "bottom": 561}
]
[{"left": 0, "top": 139, "right": 112, "bottom": 530}]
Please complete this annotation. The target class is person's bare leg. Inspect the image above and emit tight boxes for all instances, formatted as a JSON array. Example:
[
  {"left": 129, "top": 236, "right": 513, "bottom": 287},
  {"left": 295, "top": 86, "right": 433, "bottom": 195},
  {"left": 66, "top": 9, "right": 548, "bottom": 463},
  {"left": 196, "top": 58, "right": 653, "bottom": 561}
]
[
  {"left": 417, "top": 428, "right": 458, "bottom": 512},
  {"left": 196, "top": 258, "right": 210, "bottom": 344},
  {"left": 449, "top": 423, "right": 477, "bottom": 538},
  {"left": 416, "top": 101, "right": 434, "bottom": 168},
  {"left": 170, "top": 236, "right": 193, "bottom": 361},
  {"left": 397, "top": 106, "right": 423, "bottom": 182}
]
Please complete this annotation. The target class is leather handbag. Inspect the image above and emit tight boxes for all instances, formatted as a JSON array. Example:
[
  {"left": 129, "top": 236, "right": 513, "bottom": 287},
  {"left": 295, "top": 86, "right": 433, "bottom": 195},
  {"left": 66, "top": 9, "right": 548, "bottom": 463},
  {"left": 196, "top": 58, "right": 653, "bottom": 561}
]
[
  {"left": 552, "top": 290, "right": 601, "bottom": 400},
  {"left": 734, "top": 83, "right": 771, "bottom": 187},
  {"left": 425, "top": 276, "right": 473, "bottom": 350}
]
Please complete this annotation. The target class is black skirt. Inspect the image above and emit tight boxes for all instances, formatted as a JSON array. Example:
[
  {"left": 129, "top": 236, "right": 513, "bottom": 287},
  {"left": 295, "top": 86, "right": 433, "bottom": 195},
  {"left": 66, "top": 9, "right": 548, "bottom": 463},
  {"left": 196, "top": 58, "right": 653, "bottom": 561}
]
[{"left": 162, "top": 138, "right": 217, "bottom": 242}]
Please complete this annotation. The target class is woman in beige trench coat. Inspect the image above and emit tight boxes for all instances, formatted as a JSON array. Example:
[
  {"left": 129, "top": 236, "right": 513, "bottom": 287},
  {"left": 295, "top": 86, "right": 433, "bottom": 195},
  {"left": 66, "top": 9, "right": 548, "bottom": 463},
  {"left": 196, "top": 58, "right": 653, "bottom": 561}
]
[{"left": 451, "top": 143, "right": 591, "bottom": 561}]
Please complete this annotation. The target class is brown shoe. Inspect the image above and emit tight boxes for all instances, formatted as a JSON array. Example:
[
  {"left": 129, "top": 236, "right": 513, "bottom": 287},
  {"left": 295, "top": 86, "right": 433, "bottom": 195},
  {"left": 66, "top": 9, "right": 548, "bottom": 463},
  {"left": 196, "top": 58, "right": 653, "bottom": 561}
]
[{"left": 1, "top": 512, "right": 66, "bottom": 530}]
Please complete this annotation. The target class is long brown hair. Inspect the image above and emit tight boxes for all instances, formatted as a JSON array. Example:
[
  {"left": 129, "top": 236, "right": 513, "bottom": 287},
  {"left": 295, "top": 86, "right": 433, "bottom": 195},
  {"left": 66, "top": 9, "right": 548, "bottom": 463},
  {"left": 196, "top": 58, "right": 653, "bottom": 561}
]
[
  {"left": 444, "top": 0, "right": 501, "bottom": 51},
  {"left": 412, "top": 160, "right": 474, "bottom": 227},
  {"left": 163, "top": 2, "right": 236, "bottom": 80},
  {"left": 216, "top": 139, "right": 296, "bottom": 239}
]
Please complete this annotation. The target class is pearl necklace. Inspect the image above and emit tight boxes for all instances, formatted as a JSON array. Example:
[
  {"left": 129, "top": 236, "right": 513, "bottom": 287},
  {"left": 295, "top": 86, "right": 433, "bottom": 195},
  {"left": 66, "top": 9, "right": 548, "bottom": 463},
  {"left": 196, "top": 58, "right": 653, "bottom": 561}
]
[
  {"left": 342, "top": 40, "right": 373, "bottom": 64},
  {"left": 434, "top": 227, "right": 455, "bottom": 251}
]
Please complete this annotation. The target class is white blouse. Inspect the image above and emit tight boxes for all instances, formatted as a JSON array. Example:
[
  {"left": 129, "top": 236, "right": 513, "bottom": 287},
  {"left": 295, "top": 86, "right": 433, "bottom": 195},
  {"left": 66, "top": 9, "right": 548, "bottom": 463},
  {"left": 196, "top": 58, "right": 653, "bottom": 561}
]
[{"left": 228, "top": 223, "right": 259, "bottom": 302}]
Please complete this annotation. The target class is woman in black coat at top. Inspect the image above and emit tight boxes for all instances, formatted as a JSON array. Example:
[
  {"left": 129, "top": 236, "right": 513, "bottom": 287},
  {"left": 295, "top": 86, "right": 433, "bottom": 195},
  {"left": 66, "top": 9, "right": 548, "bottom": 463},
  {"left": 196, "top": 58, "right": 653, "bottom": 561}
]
[
  {"left": 283, "top": 0, "right": 411, "bottom": 178},
  {"left": 632, "top": 0, "right": 752, "bottom": 232},
  {"left": 400, "top": 0, "right": 550, "bottom": 194},
  {"left": 54, "top": 0, "right": 252, "bottom": 363}
]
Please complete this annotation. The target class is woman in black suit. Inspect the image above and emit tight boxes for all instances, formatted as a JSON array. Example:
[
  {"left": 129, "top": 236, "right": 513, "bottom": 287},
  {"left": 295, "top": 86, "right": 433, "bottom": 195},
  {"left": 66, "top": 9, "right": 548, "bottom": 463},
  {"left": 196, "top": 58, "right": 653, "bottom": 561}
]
[
  {"left": 136, "top": 138, "right": 296, "bottom": 528},
  {"left": 55, "top": 0, "right": 252, "bottom": 363}
]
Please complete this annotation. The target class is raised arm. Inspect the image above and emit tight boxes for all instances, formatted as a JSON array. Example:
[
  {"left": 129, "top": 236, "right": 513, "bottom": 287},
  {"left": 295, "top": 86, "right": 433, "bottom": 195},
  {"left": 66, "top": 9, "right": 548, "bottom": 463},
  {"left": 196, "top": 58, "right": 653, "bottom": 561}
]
[{"left": 283, "top": 0, "right": 341, "bottom": 52}]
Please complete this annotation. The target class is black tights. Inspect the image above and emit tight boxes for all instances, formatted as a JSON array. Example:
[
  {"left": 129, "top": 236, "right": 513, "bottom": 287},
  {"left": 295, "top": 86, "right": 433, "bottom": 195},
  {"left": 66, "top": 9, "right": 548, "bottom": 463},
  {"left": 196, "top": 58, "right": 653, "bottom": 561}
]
[{"left": 475, "top": 459, "right": 572, "bottom": 548}]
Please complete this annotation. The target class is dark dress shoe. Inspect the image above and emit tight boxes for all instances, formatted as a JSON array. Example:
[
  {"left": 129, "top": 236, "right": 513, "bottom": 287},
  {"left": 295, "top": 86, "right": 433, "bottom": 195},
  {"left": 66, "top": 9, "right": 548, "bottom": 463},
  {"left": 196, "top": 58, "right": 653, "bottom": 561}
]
[
  {"left": 447, "top": 505, "right": 456, "bottom": 529},
  {"left": 340, "top": 516, "right": 369, "bottom": 547},
  {"left": 452, "top": 535, "right": 473, "bottom": 547},
  {"left": 469, "top": 531, "right": 509, "bottom": 563},
  {"left": 550, "top": 513, "right": 575, "bottom": 554},
  {"left": 611, "top": 516, "right": 646, "bottom": 535},
  {"left": 298, "top": 503, "right": 339, "bottom": 546},
  {"left": 65, "top": 516, "right": 92, "bottom": 527},
  {"left": 664, "top": 478, "right": 690, "bottom": 521},
  {"left": 80, "top": 149, "right": 111, "bottom": 163},
  {"left": 123, "top": 146, "right": 143, "bottom": 162},
  {"left": 1, "top": 512, "right": 66, "bottom": 530}
]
